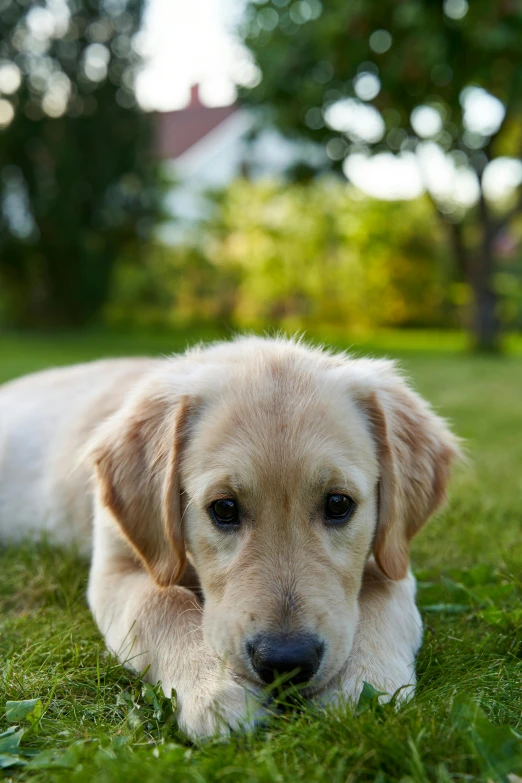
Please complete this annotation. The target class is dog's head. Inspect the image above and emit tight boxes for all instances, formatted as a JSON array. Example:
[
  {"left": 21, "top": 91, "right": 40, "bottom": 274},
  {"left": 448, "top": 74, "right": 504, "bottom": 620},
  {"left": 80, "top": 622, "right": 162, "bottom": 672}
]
[{"left": 90, "top": 338, "right": 461, "bottom": 693}]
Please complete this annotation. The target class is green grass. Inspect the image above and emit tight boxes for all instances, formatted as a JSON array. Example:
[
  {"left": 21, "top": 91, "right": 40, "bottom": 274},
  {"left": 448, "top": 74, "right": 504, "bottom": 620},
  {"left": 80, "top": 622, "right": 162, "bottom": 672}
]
[{"left": 1, "top": 328, "right": 521, "bottom": 782}]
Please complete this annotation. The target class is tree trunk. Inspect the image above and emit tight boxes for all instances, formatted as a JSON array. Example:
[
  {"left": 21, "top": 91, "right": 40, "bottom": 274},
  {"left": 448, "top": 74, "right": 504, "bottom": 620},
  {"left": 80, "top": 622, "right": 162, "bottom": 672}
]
[
  {"left": 471, "top": 187, "right": 501, "bottom": 352},
  {"left": 469, "top": 263, "right": 500, "bottom": 352},
  {"left": 438, "top": 191, "right": 501, "bottom": 353}
]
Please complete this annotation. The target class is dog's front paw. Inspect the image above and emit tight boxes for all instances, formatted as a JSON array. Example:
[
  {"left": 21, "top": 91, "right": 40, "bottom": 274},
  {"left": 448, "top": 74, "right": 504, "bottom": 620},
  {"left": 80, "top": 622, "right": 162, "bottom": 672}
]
[
  {"left": 316, "top": 658, "right": 417, "bottom": 710},
  {"left": 175, "top": 671, "right": 267, "bottom": 740}
]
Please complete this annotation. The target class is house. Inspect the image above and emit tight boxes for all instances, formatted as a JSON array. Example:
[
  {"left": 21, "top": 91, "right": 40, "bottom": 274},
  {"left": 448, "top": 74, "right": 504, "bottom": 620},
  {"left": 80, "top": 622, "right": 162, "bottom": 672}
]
[{"left": 155, "top": 84, "right": 318, "bottom": 241}]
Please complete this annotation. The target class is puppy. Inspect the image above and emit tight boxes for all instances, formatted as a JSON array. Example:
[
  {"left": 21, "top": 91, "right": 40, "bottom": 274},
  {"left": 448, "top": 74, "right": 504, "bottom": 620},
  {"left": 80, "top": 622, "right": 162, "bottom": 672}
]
[{"left": 0, "top": 337, "right": 460, "bottom": 738}]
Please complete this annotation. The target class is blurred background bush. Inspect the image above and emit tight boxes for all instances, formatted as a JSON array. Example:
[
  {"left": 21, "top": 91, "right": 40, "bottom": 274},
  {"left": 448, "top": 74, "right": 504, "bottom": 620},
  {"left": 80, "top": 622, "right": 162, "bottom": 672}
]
[
  {"left": 107, "top": 181, "right": 450, "bottom": 334},
  {"left": 1, "top": 0, "right": 522, "bottom": 351}
]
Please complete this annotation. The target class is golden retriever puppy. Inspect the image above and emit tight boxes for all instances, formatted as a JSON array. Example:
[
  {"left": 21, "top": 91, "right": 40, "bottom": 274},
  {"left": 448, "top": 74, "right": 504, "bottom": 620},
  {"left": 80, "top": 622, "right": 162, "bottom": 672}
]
[{"left": 0, "top": 337, "right": 460, "bottom": 738}]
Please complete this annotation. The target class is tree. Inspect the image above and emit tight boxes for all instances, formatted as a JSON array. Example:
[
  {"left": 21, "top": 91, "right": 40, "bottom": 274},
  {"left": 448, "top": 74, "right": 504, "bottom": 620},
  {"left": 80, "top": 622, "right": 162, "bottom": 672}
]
[
  {"left": 0, "top": 0, "right": 161, "bottom": 327},
  {"left": 239, "top": 0, "right": 522, "bottom": 350}
]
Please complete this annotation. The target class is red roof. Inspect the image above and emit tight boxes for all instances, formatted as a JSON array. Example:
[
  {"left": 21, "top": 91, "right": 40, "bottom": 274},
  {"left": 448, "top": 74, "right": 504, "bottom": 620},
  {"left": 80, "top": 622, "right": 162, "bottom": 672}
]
[{"left": 155, "top": 84, "right": 238, "bottom": 160}]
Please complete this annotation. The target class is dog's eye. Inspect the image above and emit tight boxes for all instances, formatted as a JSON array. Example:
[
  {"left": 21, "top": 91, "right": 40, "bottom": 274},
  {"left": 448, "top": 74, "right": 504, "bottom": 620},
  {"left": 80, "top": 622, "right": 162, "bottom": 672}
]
[
  {"left": 210, "top": 498, "right": 239, "bottom": 527},
  {"left": 325, "top": 493, "right": 356, "bottom": 523}
]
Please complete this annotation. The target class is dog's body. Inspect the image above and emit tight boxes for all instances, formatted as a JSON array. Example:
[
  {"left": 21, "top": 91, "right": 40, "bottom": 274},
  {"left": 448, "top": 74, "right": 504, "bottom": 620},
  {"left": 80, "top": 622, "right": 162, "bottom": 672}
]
[{"left": 0, "top": 337, "right": 460, "bottom": 738}]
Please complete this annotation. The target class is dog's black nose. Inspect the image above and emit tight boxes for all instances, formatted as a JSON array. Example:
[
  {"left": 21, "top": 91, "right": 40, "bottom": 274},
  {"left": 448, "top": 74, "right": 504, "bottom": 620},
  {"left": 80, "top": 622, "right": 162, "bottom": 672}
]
[{"left": 247, "top": 634, "right": 324, "bottom": 686}]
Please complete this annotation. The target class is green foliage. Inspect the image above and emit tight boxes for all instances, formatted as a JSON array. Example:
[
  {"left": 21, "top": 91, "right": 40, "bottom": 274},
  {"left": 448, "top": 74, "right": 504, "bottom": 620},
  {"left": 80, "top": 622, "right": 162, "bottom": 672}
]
[
  {"left": 106, "top": 242, "right": 240, "bottom": 331},
  {"left": 239, "top": 0, "right": 522, "bottom": 351},
  {"left": 0, "top": 0, "right": 162, "bottom": 327},
  {"left": 0, "top": 329, "right": 522, "bottom": 781},
  {"left": 0, "top": 727, "right": 26, "bottom": 770},
  {"left": 207, "top": 179, "right": 449, "bottom": 330},
  {"left": 451, "top": 697, "right": 522, "bottom": 782},
  {"left": 108, "top": 178, "right": 457, "bottom": 332},
  {"left": 240, "top": 0, "right": 522, "bottom": 180}
]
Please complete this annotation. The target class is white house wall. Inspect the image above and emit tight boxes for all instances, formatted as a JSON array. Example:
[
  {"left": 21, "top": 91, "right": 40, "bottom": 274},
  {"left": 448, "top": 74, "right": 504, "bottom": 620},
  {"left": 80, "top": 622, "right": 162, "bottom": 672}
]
[{"left": 160, "top": 108, "right": 314, "bottom": 243}]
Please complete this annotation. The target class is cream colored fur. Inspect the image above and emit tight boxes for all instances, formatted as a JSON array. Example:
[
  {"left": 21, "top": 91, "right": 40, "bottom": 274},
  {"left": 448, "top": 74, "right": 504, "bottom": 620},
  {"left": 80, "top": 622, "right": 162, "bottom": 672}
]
[{"left": 0, "top": 337, "right": 461, "bottom": 738}]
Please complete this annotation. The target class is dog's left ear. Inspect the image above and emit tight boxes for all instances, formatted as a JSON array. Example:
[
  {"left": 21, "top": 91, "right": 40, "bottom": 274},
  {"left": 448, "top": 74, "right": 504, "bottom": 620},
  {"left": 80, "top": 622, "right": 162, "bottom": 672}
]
[{"left": 352, "top": 361, "right": 462, "bottom": 580}]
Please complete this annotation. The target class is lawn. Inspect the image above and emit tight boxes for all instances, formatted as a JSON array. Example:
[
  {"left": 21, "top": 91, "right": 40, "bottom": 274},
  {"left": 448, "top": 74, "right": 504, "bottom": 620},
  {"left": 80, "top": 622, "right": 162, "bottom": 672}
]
[{"left": 0, "top": 328, "right": 521, "bottom": 782}]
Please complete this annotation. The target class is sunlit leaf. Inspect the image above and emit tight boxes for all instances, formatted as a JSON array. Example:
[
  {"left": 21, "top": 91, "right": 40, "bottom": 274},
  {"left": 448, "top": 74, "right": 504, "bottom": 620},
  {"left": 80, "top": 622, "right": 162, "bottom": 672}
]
[{"left": 5, "top": 698, "right": 43, "bottom": 726}]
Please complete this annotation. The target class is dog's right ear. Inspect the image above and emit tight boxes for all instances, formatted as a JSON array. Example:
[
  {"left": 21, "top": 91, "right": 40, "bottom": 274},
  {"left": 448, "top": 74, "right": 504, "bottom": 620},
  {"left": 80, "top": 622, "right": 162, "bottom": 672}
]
[{"left": 87, "top": 388, "right": 195, "bottom": 588}]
